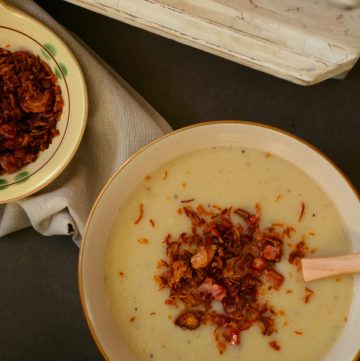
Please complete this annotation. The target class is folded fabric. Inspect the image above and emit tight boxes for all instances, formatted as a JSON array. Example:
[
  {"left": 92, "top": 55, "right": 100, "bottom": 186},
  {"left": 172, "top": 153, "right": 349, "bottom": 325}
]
[{"left": 0, "top": 0, "right": 172, "bottom": 245}]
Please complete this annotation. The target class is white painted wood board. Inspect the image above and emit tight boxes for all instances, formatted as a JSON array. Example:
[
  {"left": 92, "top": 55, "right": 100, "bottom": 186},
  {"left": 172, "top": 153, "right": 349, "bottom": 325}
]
[{"left": 66, "top": 0, "right": 360, "bottom": 85}]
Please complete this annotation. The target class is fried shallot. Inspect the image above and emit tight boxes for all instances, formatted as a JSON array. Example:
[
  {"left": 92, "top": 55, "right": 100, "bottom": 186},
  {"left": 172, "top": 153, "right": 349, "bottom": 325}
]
[
  {"left": 0, "top": 48, "right": 63, "bottom": 174},
  {"left": 156, "top": 203, "right": 287, "bottom": 353}
]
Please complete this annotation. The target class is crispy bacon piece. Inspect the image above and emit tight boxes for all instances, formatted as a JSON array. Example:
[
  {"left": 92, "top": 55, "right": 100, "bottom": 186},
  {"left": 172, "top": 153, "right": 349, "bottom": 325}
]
[
  {"left": 20, "top": 87, "right": 53, "bottom": 113},
  {"left": 283, "top": 226, "right": 295, "bottom": 239},
  {"left": 298, "top": 202, "right": 305, "bottom": 222},
  {"left": 137, "top": 238, "right": 149, "bottom": 245},
  {"left": 269, "top": 340, "right": 281, "bottom": 351},
  {"left": 260, "top": 315, "right": 277, "bottom": 336},
  {"left": 288, "top": 240, "right": 309, "bottom": 270},
  {"left": 223, "top": 323, "right": 241, "bottom": 345},
  {"left": 175, "top": 311, "right": 203, "bottom": 330},
  {"left": 134, "top": 203, "right": 144, "bottom": 225},
  {"left": 214, "top": 327, "right": 227, "bottom": 354},
  {"left": 252, "top": 257, "right": 267, "bottom": 271},
  {"left": 172, "top": 260, "right": 192, "bottom": 283},
  {"left": 157, "top": 259, "right": 168, "bottom": 269},
  {"left": 191, "top": 245, "right": 216, "bottom": 269},
  {"left": 184, "top": 206, "right": 203, "bottom": 227},
  {"left": 0, "top": 48, "right": 63, "bottom": 174},
  {"left": 198, "top": 277, "right": 227, "bottom": 301},
  {"left": 304, "top": 287, "right": 314, "bottom": 304},
  {"left": 0, "top": 124, "right": 16, "bottom": 139},
  {"left": 196, "top": 204, "right": 215, "bottom": 217},
  {"left": 262, "top": 242, "right": 282, "bottom": 261},
  {"left": 262, "top": 269, "right": 284, "bottom": 290},
  {"left": 156, "top": 203, "right": 288, "bottom": 353},
  {"left": 181, "top": 198, "right": 195, "bottom": 203}
]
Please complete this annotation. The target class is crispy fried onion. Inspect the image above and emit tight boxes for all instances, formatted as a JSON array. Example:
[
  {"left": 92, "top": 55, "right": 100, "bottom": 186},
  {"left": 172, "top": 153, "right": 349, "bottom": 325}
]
[
  {"left": 156, "top": 203, "right": 286, "bottom": 353},
  {"left": 0, "top": 48, "right": 63, "bottom": 174}
]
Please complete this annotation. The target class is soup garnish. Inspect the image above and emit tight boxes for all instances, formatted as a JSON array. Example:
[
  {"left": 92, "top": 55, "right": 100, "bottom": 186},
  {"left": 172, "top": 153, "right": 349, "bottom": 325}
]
[
  {"left": 0, "top": 47, "right": 63, "bottom": 174},
  {"left": 155, "top": 203, "right": 308, "bottom": 353}
]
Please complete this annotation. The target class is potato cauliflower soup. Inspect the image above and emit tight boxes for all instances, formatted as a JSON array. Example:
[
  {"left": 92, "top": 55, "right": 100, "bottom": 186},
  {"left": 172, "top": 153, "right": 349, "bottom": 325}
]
[{"left": 105, "top": 147, "right": 353, "bottom": 361}]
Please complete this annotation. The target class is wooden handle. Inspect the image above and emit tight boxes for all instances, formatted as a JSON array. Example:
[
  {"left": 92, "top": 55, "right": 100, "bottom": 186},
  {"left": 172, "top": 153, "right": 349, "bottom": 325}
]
[{"left": 301, "top": 253, "right": 360, "bottom": 282}]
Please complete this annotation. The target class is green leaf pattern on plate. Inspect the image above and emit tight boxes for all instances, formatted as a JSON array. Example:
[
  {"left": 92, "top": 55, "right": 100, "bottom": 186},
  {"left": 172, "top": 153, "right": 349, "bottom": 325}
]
[
  {"left": 14, "top": 171, "right": 29, "bottom": 183},
  {"left": 44, "top": 43, "right": 57, "bottom": 56},
  {"left": 41, "top": 43, "right": 68, "bottom": 79},
  {"left": 54, "top": 67, "right": 62, "bottom": 79},
  {"left": 59, "top": 62, "right": 68, "bottom": 77},
  {"left": 0, "top": 179, "right": 8, "bottom": 189},
  {"left": 40, "top": 48, "right": 51, "bottom": 60}
]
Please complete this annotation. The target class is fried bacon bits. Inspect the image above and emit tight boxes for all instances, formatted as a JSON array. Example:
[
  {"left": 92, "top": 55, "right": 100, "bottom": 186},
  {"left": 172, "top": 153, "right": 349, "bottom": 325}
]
[
  {"left": 156, "top": 203, "right": 287, "bottom": 353},
  {"left": 304, "top": 287, "right": 314, "bottom": 304},
  {"left": 134, "top": 203, "right": 144, "bottom": 225},
  {"left": 269, "top": 340, "right": 281, "bottom": 351},
  {"left": 137, "top": 238, "right": 149, "bottom": 245},
  {"left": 298, "top": 202, "right": 305, "bottom": 222},
  {"left": 288, "top": 240, "right": 309, "bottom": 271},
  {"left": 0, "top": 48, "right": 63, "bottom": 174}
]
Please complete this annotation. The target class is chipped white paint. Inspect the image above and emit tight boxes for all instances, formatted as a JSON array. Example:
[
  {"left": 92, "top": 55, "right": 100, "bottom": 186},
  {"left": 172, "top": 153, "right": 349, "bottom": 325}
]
[{"left": 66, "top": 0, "right": 360, "bottom": 85}]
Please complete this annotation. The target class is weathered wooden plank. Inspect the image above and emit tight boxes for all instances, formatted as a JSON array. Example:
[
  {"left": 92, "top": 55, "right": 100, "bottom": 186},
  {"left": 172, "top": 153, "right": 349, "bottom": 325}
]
[{"left": 66, "top": 0, "right": 360, "bottom": 85}]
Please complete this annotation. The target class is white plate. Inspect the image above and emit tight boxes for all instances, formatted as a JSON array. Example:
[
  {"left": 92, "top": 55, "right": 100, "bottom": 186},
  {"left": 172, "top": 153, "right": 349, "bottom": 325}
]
[{"left": 0, "top": 2, "right": 87, "bottom": 203}]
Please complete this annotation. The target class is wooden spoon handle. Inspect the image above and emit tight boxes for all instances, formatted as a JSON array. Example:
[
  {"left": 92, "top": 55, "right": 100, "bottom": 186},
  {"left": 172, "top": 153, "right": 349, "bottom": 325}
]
[{"left": 301, "top": 253, "right": 360, "bottom": 282}]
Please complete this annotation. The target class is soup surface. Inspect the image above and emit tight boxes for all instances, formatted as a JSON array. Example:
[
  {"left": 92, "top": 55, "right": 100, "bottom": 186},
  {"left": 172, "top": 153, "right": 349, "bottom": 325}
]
[{"left": 105, "top": 147, "right": 353, "bottom": 361}]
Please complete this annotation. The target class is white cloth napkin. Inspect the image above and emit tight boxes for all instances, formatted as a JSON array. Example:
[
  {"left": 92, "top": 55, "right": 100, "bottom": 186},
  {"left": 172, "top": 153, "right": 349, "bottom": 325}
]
[{"left": 0, "top": 0, "right": 172, "bottom": 245}]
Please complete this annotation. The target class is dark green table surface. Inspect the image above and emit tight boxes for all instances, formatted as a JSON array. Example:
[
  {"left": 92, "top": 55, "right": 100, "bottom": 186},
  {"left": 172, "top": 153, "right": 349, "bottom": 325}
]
[{"left": 1, "top": 1, "right": 359, "bottom": 360}]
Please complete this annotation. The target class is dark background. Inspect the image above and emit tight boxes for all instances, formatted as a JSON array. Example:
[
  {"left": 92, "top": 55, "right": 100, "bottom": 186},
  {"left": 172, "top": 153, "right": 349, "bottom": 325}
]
[{"left": 1, "top": 0, "right": 359, "bottom": 360}]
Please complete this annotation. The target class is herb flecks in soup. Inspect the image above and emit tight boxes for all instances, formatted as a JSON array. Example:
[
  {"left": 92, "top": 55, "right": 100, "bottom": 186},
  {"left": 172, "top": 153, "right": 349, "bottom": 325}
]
[{"left": 105, "top": 147, "right": 353, "bottom": 361}]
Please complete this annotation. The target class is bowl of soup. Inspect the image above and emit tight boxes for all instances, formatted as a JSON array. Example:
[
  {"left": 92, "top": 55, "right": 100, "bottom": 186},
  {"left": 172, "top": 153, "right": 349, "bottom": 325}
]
[{"left": 79, "top": 121, "right": 360, "bottom": 361}]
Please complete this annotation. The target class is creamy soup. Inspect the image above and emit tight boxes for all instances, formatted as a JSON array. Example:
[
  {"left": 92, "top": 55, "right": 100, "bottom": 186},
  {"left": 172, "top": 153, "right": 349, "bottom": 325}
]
[{"left": 105, "top": 147, "right": 353, "bottom": 361}]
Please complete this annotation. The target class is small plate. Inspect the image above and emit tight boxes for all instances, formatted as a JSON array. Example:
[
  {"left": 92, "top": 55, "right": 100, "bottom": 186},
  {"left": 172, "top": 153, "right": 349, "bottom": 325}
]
[{"left": 0, "top": 1, "right": 88, "bottom": 203}]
